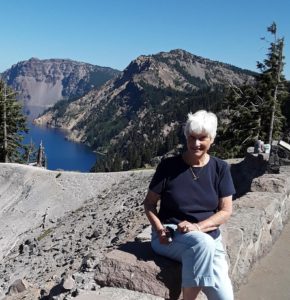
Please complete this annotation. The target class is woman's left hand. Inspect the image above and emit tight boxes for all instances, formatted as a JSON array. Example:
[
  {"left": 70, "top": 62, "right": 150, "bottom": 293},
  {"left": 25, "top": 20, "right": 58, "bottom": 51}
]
[{"left": 177, "top": 221, "right": 200, "bottom": 233}]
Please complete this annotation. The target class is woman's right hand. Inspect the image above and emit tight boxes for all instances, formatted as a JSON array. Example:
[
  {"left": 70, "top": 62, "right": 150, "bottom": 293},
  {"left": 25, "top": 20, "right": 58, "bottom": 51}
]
[
  {"left": 157, "top": 228, "right": 171, "bottom": 244},
  {"left": 144, "top": 191, "right": 173, "bottom": 244}
]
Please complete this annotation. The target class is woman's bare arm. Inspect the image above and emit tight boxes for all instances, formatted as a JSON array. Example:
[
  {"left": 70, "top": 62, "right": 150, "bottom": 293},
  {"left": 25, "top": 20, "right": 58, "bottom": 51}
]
[
  {"left": 144, "top": 190, "right": 163, "bottom": 231},
  {"left": 144, "top": 190, "right": 171, "bottom": 244}
]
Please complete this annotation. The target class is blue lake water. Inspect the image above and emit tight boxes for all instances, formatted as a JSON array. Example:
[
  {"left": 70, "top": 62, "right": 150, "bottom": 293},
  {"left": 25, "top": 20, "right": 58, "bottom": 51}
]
[{"left": 23, "top": 123, "right": 97, "bottom": 172}]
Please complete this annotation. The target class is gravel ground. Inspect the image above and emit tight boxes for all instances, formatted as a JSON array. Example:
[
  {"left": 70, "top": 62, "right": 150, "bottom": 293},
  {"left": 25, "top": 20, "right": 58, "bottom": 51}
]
[{"left": 0, "top": 163, "right": 157, "bottom": 299}]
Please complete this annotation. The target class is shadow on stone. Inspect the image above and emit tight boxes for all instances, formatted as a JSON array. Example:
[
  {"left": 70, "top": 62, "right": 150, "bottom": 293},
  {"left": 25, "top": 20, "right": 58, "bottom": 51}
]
[
  {"left": 41, "top": 283, "right": 66, "bottom": 299},
  {"left": 230, "top": 153, "right": 267, "bottom": 198}
]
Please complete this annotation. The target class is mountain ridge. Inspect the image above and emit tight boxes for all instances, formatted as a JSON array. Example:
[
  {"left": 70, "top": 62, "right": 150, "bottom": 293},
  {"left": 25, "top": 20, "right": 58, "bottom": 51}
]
[
  {"left": 1, "top": 58, "right": 120, "bottom": 118},
  {"left": 34, "top": 49, "right": 256, "bottom": 170}
]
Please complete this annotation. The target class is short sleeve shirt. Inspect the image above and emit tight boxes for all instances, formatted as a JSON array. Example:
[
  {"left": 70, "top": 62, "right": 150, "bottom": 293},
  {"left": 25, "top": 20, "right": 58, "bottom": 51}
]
[{"left": 149, "top": 155, "right": 236, "bottom": 239}]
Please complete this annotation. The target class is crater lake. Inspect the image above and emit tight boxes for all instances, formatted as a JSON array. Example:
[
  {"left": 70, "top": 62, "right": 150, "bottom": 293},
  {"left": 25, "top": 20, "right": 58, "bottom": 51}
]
[{"left": 23, "top": 122, "right": 97, "bottom": 172}]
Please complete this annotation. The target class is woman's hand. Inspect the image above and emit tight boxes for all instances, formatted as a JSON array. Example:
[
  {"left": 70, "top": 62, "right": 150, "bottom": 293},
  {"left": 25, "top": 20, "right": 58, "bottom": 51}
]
[
  {"left": 144, "top": 191, "right": 174, "bottom": 245},
  {"left": 177, "top": 221, "right": 201, "bottom": 233},
  {"left": 157, "top": 228, "right": 172, "bottom": 244}
]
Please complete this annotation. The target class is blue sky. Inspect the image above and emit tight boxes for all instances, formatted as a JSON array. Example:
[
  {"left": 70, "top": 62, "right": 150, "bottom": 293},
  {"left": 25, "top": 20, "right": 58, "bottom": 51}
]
[{"left": 1, "top": 0, "right": 289, "bottom": 79}]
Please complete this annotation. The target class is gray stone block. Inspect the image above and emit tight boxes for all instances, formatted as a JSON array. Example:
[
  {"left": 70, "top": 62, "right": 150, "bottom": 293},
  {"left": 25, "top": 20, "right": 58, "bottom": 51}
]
[
  {"left": 94, "top": 243, "right": 182, "bottom": 299},
  {"left": 251, "top": 175, "right": 287, "bottom": 193}
]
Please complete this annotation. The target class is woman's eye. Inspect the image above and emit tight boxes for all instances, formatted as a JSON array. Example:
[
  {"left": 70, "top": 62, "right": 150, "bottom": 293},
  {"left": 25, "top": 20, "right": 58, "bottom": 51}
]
[{"left": 189, "top": 135, "right": 209, "bottom": 141}]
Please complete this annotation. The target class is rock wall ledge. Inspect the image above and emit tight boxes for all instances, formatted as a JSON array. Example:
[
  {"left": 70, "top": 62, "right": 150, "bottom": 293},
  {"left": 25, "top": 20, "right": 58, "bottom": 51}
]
[{"left": 94, "top": 164, "right": 290, "bottom": 300}]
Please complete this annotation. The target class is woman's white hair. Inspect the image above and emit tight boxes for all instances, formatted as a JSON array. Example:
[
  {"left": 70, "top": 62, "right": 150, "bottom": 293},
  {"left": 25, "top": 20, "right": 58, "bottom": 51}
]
[{"left": 184, "top": 110, "right": 218, "bottom": 139}]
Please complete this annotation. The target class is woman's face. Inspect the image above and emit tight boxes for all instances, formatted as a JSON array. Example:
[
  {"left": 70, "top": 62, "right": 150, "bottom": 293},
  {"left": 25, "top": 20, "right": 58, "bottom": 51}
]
[{"left": 186, "top": 131, "right": 214, "bottom": 158}]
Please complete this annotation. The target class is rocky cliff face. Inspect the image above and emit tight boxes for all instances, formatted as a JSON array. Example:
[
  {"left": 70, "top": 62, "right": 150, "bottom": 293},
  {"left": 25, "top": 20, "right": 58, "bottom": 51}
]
[
  {"left": 34, "top": 49, "right": 256, "bottom": 171},
  {"left": 35, "top": 49, "right": 255, "bottom": 128},
  {"left": 1, "top": 58, "right": 120, "bottom": 118}
]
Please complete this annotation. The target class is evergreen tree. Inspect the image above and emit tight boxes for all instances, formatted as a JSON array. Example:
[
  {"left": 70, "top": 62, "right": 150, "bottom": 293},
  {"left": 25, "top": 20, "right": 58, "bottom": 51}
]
[
  {"left": 217, "top": 22, "right": 288, "bottom": 158},
  {"left": 0, "top": 80, "right": 28, "bottom": 162},
  {"left": 257, "top": 22, "right": 288, "bottom": 144},
  {"left": 217, "top": 84, "right": 262, "bottom": 157}
]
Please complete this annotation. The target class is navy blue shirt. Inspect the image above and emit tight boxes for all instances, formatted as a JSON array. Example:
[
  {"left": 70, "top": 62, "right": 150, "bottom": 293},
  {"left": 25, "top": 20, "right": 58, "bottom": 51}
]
[{"left": 149, "top": 155, "right": 236, "bottom": 239}]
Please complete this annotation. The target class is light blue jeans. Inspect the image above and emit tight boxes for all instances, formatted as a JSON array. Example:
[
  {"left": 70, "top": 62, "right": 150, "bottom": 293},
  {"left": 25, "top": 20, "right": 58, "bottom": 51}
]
[{"left": 151, "top": 224, "right": 233, "bottom": 300}]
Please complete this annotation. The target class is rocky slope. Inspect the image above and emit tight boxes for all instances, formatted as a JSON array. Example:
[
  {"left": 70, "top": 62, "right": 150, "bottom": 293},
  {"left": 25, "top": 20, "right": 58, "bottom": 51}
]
[
  {"left": 0, "top": 163, "right": 153, "bottom": 299},
  {"left": 1, "top": 58, "right": 120, "bottom": 118},
  {"left": 34, "top": 49, "right": 256, "bottom": 171},
  {"left": 35, "top": 49, "right": 255, "bottom": 133},
  {"left": 1, "top": 157, "right": 289, "bottom": 300}
]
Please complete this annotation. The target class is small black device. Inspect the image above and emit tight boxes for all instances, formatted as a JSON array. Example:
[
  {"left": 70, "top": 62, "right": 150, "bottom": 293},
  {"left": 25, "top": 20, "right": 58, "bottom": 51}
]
[{"left": 165, "top": 226, "right": 175, "bottom": 242}]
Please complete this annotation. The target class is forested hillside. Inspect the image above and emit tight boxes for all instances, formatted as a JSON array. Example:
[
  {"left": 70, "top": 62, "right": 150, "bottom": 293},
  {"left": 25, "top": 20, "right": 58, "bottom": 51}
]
[{"left": 34, "top": 49, "right": 256, "bottom": 171}]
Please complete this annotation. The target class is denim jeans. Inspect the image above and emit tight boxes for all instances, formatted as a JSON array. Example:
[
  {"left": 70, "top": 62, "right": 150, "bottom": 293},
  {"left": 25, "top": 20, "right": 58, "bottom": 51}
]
[{"left": 151, "top": 224, "right": 234, "bottom": 300}]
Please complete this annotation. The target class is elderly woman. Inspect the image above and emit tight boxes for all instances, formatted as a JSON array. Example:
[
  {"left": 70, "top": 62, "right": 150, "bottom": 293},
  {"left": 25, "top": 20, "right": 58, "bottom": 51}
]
[{"left": 144, "top": 110, "right": 235, "bottom": 300}]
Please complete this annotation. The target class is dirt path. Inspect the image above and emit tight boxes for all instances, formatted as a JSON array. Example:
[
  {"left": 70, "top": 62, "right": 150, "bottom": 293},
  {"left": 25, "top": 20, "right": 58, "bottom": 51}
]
[{"left": 236, "top": 220, "right": 290, "bottom": 300}]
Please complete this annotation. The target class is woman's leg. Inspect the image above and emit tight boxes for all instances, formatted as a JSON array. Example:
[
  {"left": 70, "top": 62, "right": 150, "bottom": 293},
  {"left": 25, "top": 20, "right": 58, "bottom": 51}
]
[
  {"left": 202, "top": 236, "right": 234, "bottom": 300},
  {"left": 183, "top": 287, "right": 202, "bottom": 300},
  {"left": 151, "top": 226, "right": 217, "bottom": 298}
]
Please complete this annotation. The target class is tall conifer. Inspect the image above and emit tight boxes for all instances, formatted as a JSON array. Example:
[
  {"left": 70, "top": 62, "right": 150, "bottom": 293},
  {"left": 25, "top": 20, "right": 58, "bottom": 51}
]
[
  {"left": 257, "top": 22, "right": 287, "bottom": 144},
  {"left": 0, "top": 80, "right": 28, "bottom": 162},
  {"left": 217, "top": 22, "right": 288, "bottom": 158}
]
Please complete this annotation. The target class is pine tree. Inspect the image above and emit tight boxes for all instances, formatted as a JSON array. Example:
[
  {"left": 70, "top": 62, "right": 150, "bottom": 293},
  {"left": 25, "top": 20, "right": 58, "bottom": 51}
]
[
  {"left": 217, "top": 22, "right": 288, "bottom": 158},
  {"left": 0, "top": 80, "right": 28, "bottom": 162},
  {"left": 257, "top": 22, "right": 288, "bottom": 144},
  {"left": 217, "top": 83, "right": 262, "bottom": 157}
]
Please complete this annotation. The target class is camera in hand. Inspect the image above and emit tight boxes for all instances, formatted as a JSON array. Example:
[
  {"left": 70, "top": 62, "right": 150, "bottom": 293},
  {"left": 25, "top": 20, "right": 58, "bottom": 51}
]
[{"left": 165, "top": 226, "right": 174, "bottom": 242}]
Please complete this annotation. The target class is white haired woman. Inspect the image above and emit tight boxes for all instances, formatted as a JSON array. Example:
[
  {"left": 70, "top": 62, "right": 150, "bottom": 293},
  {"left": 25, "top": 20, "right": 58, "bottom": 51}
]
[{"left": 144, "top": 110, "right": 235, "bottom": 300}]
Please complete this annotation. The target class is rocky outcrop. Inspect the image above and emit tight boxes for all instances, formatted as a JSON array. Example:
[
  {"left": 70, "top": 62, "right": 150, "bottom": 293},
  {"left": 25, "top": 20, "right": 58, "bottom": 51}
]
[
  {"left": 1, "top": 58, "right": 120, "bottom": 117},
  {"left": 0, "top": 163, "right": 150, "bottom": 262},
  {"left": 1, "top": 157, "right": 289, "bottom": 299},
  {"left": 33, "top": 49, "right": 256, "bottom": 171},
  {"left": 93, "top": 162, "right": 290, "bottom": 299},
  {"left": 0, "top": 163, "right": 153, "bottom": 299}
]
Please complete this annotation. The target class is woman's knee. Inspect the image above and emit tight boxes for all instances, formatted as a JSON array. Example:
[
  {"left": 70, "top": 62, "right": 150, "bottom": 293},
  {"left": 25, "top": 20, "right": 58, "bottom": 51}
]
[
  {"left": 181, "top": 234, "right": 216, "bottom": 269},
  {"left": 185, "top": 232, "right": 216, "bottom": 251}
]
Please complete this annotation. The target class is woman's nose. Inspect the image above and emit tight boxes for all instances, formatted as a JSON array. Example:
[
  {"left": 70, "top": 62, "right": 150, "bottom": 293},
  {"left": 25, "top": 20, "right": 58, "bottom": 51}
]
[{"left": 193, "top": 138, "right": 201, "bottom": 146}]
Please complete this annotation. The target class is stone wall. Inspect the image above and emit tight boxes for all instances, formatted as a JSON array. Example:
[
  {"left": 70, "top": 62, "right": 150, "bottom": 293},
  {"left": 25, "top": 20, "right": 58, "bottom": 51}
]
[
  {"left": 226, "top": 167, "right": 290, "bottom": 290},
  {"left": 94, "top": 159, "right": 290, "bottom": 299},
  {"left": 2, "top": 157, "right": 290, "bottom": 300}
]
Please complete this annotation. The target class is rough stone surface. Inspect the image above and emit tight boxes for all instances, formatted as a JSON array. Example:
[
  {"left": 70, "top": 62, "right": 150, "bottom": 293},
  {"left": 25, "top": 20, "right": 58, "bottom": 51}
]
[
  {"left": 62, "top": 275, "right": 75, "bottom": 290},
  {"left": 2, "top": 58, "right": 120, "bottom": 118},
  {"left": 94, "top": 160, "right": 290, "bottom": 299},
  {"left": 33, "top": 50, "right": 254, "bottom": 145},
  {"left": 95, "top": 247, "right": 182, "bottom": 299},
  {"left": 72, "top": 287, "right": 164, "bottom": 300},
  {"left": 7, "top": 279, "right": 29, "bottom": 295},
  {"left": 0, "top": 163, "right": 153, "bottom": 299},
  {"left": 0, "top": 156, "right": 290, "bottom": 300}
]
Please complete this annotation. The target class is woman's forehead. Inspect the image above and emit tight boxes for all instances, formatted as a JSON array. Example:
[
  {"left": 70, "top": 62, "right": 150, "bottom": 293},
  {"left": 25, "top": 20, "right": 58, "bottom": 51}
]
[{"left": 188, "top": 131, "right": 209, "bottom": 138}]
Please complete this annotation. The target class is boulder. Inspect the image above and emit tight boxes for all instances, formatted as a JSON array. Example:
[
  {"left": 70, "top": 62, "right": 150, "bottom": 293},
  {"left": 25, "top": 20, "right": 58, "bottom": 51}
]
[
  {"left": 62, "top": 275, "right": 75, "bottom": 290},
  {"left": 7, "top": 279, "right": 29, "bottom": 295},
  {"left": 94, "top": 242, "right": 182, "bottom": 299}
]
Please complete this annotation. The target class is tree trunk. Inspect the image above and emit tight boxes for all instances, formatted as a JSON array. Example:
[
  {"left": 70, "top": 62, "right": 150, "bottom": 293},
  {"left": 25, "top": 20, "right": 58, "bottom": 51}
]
[
  {"left": 268, "top": 40, "right": 284, "bottom": 145},
  {"left": 3, "top": 85, "right": 8, "bottom": 163},
  {"left": 268, "top": 97, "right": 276, "bottom": 145}
]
